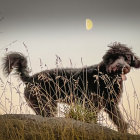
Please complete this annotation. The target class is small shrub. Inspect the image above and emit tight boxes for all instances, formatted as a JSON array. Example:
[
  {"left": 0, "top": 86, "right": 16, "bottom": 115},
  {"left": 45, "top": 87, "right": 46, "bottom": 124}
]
[{"left": 65, "top": 103, "right": 97, "bottom": 123}]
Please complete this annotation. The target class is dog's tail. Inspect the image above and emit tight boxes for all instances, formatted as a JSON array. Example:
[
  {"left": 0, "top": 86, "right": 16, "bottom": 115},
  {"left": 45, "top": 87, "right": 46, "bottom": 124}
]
[{"left": 2, "top": 52, "right": 30, "bottom": 83}]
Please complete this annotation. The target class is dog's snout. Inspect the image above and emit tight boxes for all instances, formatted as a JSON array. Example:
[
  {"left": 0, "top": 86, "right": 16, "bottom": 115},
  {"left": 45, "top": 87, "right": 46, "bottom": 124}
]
[
  {"left": 122, "top": 65, "right": 131, "bottom": 74},
  {"left": 113, "top": 63, "right": 130, "bottom": 74},
  {"left": 116, "top": 63, "right": 130, "bottom": 68},
  {"left": 116, "top": 64, "right": 126, "bottom": 69}
]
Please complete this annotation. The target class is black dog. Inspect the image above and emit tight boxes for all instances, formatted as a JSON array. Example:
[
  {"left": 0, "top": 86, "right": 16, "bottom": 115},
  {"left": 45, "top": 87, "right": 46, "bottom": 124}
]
[{"left": 3, "top": 43, "right": 140, "bottom": 132}]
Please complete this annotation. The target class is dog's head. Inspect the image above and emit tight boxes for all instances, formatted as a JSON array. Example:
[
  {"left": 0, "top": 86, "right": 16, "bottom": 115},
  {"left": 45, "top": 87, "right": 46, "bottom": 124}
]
[{"left": 102, "top": 43, "right": 140, "bottom": 80}]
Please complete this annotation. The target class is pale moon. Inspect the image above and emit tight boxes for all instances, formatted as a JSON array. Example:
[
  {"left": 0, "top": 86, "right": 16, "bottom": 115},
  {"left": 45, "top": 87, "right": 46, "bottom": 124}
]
[{"left": 86, "top": 19, "right": 93, "bottom": 30}]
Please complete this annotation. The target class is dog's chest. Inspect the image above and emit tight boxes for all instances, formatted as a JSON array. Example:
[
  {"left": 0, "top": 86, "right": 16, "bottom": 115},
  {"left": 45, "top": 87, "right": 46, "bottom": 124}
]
[{"left": 91, "top": 73, "right": 123, "bottom": 101}]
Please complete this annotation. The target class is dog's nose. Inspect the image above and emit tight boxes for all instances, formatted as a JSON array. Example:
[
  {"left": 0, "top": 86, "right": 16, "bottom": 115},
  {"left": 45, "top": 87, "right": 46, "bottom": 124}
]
[
  {"left": 122, "top": 65, "right": 131, "bottom": 74},
  {"left": 116, "top": 64, "right": 130, "bottom": 74}
]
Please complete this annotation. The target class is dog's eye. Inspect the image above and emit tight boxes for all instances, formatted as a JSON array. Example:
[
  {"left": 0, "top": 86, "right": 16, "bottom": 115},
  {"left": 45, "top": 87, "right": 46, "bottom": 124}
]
[{"left": 125, "top": 55, "right": 131, "bottom": 63}]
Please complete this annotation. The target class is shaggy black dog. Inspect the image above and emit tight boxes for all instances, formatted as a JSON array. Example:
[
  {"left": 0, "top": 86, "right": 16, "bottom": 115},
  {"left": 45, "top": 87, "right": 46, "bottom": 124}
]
[{"left": 3, "top": 43, "right": 140, "bottom": 132}]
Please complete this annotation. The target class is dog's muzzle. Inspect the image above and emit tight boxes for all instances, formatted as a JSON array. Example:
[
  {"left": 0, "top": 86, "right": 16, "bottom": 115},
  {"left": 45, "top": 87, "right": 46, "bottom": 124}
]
[
  {"left": 121, "top": 65, "right": 131, "bottom": 80},
  {"left": 109, "top": 64, "right": 131, "bottom": 81}
]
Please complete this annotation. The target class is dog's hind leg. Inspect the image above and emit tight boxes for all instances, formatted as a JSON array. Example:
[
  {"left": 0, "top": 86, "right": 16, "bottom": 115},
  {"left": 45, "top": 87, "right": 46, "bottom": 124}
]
[
  {"left": 25, "top": 94, "right": 57, "bottom": 117},
  {"left": 24, "top": 84, "right": 57, "bottom": 117},
  {"left": 104, "top": 102, "right": 128, "bottom": 133}
]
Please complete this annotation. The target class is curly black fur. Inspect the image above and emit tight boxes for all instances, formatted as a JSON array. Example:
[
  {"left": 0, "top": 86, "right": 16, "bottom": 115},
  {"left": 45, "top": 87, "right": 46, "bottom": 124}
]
[
  {"left": 2, "top": 52, "right": 29, "bottom": 82},
  {"left": 2, "top": 43, "right": 140, "bottom": 132}
]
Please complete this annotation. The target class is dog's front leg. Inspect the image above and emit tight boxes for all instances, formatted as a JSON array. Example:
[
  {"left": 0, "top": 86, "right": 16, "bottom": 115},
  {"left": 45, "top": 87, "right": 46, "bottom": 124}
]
[{"left": 104, "top": 103, "right": 128, "bottom": 133}]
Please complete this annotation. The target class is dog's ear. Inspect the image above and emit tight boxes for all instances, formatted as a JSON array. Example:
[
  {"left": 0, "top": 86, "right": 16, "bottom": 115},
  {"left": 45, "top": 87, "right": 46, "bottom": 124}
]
[{"left": 131, "top": 55, "right": 140, "bottom": 68}]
